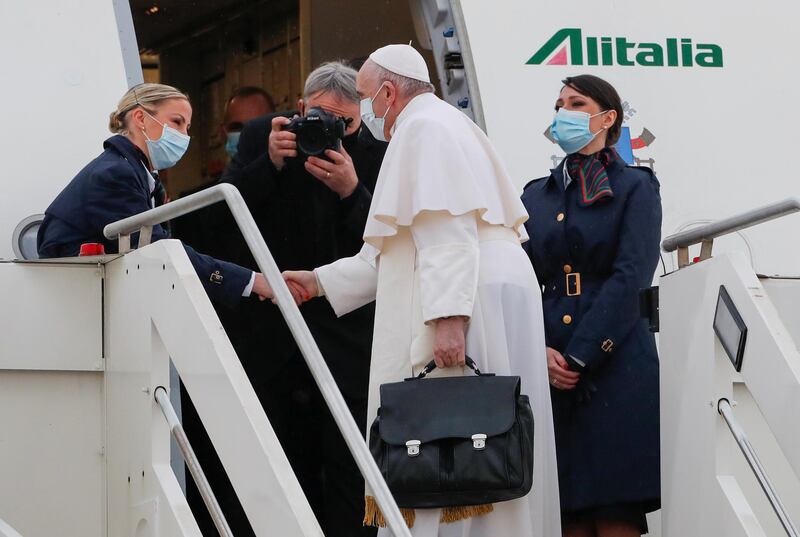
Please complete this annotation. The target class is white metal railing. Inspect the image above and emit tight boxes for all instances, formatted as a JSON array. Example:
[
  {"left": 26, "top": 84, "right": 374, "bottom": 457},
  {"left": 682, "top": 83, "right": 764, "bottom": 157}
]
[
  {"left": 0, "top": 518, "right": 23, "bottom": 537},
  {"left": 659, "top": 249, "right": 800, "bottom": 535},
  {"left": 154, "top": 386, "right": 233, "bottom": 537},
  {"left": 662, "top": 197, "right": 800, "bottom": 268},
  {"left": 718, "top": 399, "right": 800, "bottom": 537},
  {"left": 104, "top": 184, "right": 412, "bottom": 537}
]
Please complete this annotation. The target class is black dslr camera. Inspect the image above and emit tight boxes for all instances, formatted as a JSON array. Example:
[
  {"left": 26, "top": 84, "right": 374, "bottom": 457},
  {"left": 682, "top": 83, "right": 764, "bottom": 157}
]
[{"left": 282, "top": 107, "right": 347, "bottom": 159}]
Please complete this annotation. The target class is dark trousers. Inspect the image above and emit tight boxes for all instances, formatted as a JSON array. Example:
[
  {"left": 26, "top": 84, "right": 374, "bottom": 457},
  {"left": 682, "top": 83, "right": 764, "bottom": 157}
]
[{"left": 182, "top": 353, "right": 376, "bottom": 537}]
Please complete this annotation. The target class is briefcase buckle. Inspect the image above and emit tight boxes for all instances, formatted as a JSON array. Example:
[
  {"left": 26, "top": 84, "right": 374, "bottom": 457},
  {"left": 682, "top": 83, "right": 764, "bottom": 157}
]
[
  {"left": 406, "top": 440, "right": 421, "bottom": 457},
  {"left": 566, "top": 272, "right": 582, "bottom": 296},
  {"left": 471, "top": 434, "right": 487, "bottom": 450}
]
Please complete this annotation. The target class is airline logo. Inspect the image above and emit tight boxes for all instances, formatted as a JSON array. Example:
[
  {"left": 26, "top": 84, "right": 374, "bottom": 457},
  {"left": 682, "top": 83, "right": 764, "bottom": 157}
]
[{"left": 527, "top": 28, "right": 723, "bottom": 68}]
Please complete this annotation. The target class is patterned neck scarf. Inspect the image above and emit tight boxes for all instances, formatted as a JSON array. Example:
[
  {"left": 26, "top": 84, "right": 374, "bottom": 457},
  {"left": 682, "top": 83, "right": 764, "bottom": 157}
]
[{"left": 566, "top": 147, "right": 618, "bottom": 206}]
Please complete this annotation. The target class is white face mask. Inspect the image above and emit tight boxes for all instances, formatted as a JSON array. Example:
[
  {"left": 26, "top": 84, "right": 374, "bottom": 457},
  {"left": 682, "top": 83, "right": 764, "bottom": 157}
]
[{"left": 360, "top": 83, "right": 389, "bottom": 142}]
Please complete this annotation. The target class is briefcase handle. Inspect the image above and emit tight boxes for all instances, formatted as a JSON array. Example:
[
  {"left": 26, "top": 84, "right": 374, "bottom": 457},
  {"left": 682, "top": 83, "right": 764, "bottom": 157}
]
[{"left": 415, "top": 356, "right": 492, "bottom": 380}]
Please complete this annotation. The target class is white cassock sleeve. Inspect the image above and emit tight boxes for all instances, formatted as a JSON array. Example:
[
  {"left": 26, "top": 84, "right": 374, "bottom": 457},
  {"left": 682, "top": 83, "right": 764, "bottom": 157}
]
[
  {"left": 410, "top": 210, "right": 479, "bottom": 324},
  {"left": 314, "top": 244, "right": 378, "bottom": 317}
]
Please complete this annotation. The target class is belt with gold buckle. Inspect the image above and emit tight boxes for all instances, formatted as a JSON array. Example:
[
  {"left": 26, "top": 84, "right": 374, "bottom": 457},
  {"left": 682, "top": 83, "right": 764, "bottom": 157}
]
[{"left": 566, "top": 272, "right": 581, "bottom": 296}]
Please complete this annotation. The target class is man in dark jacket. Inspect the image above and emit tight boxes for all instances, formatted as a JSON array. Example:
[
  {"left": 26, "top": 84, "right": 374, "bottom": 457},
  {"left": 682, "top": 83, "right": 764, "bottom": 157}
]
[{"left": 190, "top": 61, "right": 385, "bottom": 537}]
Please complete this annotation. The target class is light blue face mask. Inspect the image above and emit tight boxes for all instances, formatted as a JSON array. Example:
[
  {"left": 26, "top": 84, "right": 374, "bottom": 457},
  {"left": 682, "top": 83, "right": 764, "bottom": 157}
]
[
  {"left": 360, "top": 83, "right": 389, "bottom": 142},
  {"left": 142, "top": 110, "right": 191, "bottom": 170},
  {"left": 550, "top": 108, "right": 609, "bottom": 155},
  {"left": 225, "top": 131, "right": 241, "bottom": 158}
]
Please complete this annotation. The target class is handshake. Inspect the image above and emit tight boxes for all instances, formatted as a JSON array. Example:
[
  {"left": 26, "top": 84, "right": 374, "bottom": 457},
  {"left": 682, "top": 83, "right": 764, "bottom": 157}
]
[
  {"left": 282, "top": 270, "right": 319, "bottom": 305},
  {"left": 252, "top": 270, "right": 319, "bottom": 306}
]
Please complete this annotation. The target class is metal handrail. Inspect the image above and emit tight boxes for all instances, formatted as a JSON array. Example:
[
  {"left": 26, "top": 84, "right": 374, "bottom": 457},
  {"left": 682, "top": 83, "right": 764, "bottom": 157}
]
[
  {"left": 0, "top": 517, "right": 24, "bottom": 537},
  {"left": 718, "top": 399, "right": 799, "bottom": 537},
  {"left": 662, "top": 197, "right": 800, "bottom": 253},
  {"left": 154, "top": 386, "right": 233, "bottom": 537},
  {"left": 104, "top": 184, "right": 412, "bottom": 537}
]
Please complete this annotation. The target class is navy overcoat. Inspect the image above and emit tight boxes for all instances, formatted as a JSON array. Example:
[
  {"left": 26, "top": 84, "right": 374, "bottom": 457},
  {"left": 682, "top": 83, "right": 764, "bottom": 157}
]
[
  {"left": 521, "top": 154, "right": 662, "bottom": 514},
  {"left": 38, "top": 135, "right": 251, "bottom": 308}
]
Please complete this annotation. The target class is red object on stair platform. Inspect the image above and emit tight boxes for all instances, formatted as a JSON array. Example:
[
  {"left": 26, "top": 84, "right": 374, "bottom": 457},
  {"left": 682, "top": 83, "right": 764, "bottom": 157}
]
[{"left": 79, "top": 243, "right": 105, "bottom": 256}]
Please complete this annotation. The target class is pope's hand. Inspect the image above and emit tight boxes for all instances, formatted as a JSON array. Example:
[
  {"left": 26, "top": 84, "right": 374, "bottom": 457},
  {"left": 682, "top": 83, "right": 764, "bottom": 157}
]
[
  {"left": 433, "top": 316, "right": 467, "bottom": 368},
  {"left": 282, "top": 270, "right": 319, "bottom": 305},
  {"left": 305, "top": 146, "right": 359, "bottom": 199},
  {"left": 251, "top": 273, "right": 273, "bottom": 302},
  {"left": 268, "top": 116, "right": 297, "bottom": 169}
]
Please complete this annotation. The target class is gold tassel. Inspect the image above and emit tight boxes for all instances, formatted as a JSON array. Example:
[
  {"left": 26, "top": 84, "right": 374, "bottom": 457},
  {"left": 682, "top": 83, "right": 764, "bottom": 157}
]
[
  {"left": 363, "top": 496, "right": 416, "bottom": 528},
  {"left": 363, "top": 496, "right": 494, "bottom": 528},
  {"left": 440, "top": 503, "right": 494, "bottom": 523}
]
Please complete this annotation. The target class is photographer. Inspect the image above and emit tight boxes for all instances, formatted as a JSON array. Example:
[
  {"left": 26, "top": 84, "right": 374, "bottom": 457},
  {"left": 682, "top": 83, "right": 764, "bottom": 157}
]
[{"left": 216, "top": 61, "right": 385, "bottom": 537}]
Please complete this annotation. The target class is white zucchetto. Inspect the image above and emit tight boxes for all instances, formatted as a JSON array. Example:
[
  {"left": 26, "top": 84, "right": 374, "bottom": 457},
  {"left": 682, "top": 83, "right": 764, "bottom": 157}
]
[{"left": 368, "top": 44, "right": 431, "bottom": 83}]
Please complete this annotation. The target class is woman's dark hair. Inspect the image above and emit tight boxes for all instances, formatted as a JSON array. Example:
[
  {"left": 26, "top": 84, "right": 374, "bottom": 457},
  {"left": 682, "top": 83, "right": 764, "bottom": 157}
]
[{"left": 561, "top": 75, "right": 624, "bottom": 146}]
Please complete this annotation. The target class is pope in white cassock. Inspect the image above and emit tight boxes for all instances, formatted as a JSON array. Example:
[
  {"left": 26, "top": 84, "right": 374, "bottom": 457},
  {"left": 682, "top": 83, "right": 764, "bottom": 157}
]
[{"left": 284, "top": 44, "right": 560, "bottom": 537}]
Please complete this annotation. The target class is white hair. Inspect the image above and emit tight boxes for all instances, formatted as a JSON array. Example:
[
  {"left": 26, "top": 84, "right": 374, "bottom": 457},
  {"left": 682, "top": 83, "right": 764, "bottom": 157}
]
[
  {"left": 303, "top": 61, "right": 359, "bottom": 102},
  {"left": 364, "top": 59, "right": 435, "bottom": 98}
]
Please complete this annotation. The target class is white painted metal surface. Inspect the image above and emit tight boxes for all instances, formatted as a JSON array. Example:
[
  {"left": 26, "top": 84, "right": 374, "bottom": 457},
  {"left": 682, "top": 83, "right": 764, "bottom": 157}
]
[
  {"left": 0, "top": 1, "right": 134, "bottom": 261},
  {"left": 0, "top": 370, "right": 105, "bottom": 537},
  {"left": 104, "top": 240, "right": 323, "bottom": 537},
  {"left": 0, "top": 261, "right": 103, "bottom": 371},
  {"left": 659, "top": 253, "right": 800, "bottom": 535},
  {"left": 456, "top": 0, "right": 800, "bottom": 276},
  {"left": 0, "top": 518, "right": 24, "bottom": 537},
  {"left": 0, "top": 241, "right": 325, "bottom": 536},
  {"left": 0, "top": 260, "right": 106, "bottom": 536},
  {"left": 762, "top": 278, "right": 800, "bottom": 342}
]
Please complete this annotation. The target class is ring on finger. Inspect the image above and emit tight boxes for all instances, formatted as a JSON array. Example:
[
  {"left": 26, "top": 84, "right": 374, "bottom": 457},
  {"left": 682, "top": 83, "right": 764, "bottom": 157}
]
[{"left": 327, "top": 171, "right": 331, "bottom": 179}]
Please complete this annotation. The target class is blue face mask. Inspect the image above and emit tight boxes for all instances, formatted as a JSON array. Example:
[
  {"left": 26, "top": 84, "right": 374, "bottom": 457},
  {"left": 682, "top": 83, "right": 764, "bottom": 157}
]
[
  {"left": 360, "top": 83, "right": 389, "bottom": 142},
  {"left": 550, "top": 108, "right": 609, "bottom": 154},
  {"left": 225, "top": 131, "right": 241, "bottom": 158},
  {"left": 142, "top": 110, "right": 190, "bottom": 170}
]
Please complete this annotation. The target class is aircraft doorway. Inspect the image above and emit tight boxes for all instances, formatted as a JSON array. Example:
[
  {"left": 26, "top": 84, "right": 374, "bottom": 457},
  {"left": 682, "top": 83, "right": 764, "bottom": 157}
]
[{"left": 130, "top": 0, "right": 438, "bottom": 199}]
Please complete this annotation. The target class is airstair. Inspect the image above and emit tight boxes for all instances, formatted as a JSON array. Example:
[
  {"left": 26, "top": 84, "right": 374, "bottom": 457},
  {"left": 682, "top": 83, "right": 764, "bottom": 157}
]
[
  {"left": 0, "top": 185, "right": 412, "bottom": 537},
  {"left": 3, "top": 192, "right": 800, "bottom": 536},
  {"left": 659, "top": 199, "right": 800, "bottom": 536}
]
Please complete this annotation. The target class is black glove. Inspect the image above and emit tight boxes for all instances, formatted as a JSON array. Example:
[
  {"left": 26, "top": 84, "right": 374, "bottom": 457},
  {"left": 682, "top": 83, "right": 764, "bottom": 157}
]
[{"left": 565, "top": 354, "right": 597, "bottom": 404}]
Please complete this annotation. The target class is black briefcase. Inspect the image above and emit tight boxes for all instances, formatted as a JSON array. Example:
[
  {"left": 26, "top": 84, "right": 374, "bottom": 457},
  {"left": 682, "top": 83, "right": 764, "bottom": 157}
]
[{"left": 369, "top": 357, "right": 534, "bottom": 508}]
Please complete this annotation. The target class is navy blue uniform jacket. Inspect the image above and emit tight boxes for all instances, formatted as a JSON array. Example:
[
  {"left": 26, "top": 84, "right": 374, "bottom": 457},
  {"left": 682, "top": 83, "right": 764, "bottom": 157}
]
[
  {"left": 521, "top": 155, "right": 662, "bottom": 513},
  {"left": 37, "top": 135, "right": 251, "bottom": 309}
]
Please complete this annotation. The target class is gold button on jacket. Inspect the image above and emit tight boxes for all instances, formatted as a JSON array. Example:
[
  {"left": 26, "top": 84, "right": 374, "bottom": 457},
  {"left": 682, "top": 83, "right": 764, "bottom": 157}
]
[{"left": 562, "top": 314, "right": 573, "bottom": 325}]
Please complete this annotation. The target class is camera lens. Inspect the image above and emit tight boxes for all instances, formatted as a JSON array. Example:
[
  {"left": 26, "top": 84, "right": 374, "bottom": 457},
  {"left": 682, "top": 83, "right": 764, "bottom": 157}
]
[{"left": 296, "top": 122, "right": 328, "bottom": 156}]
